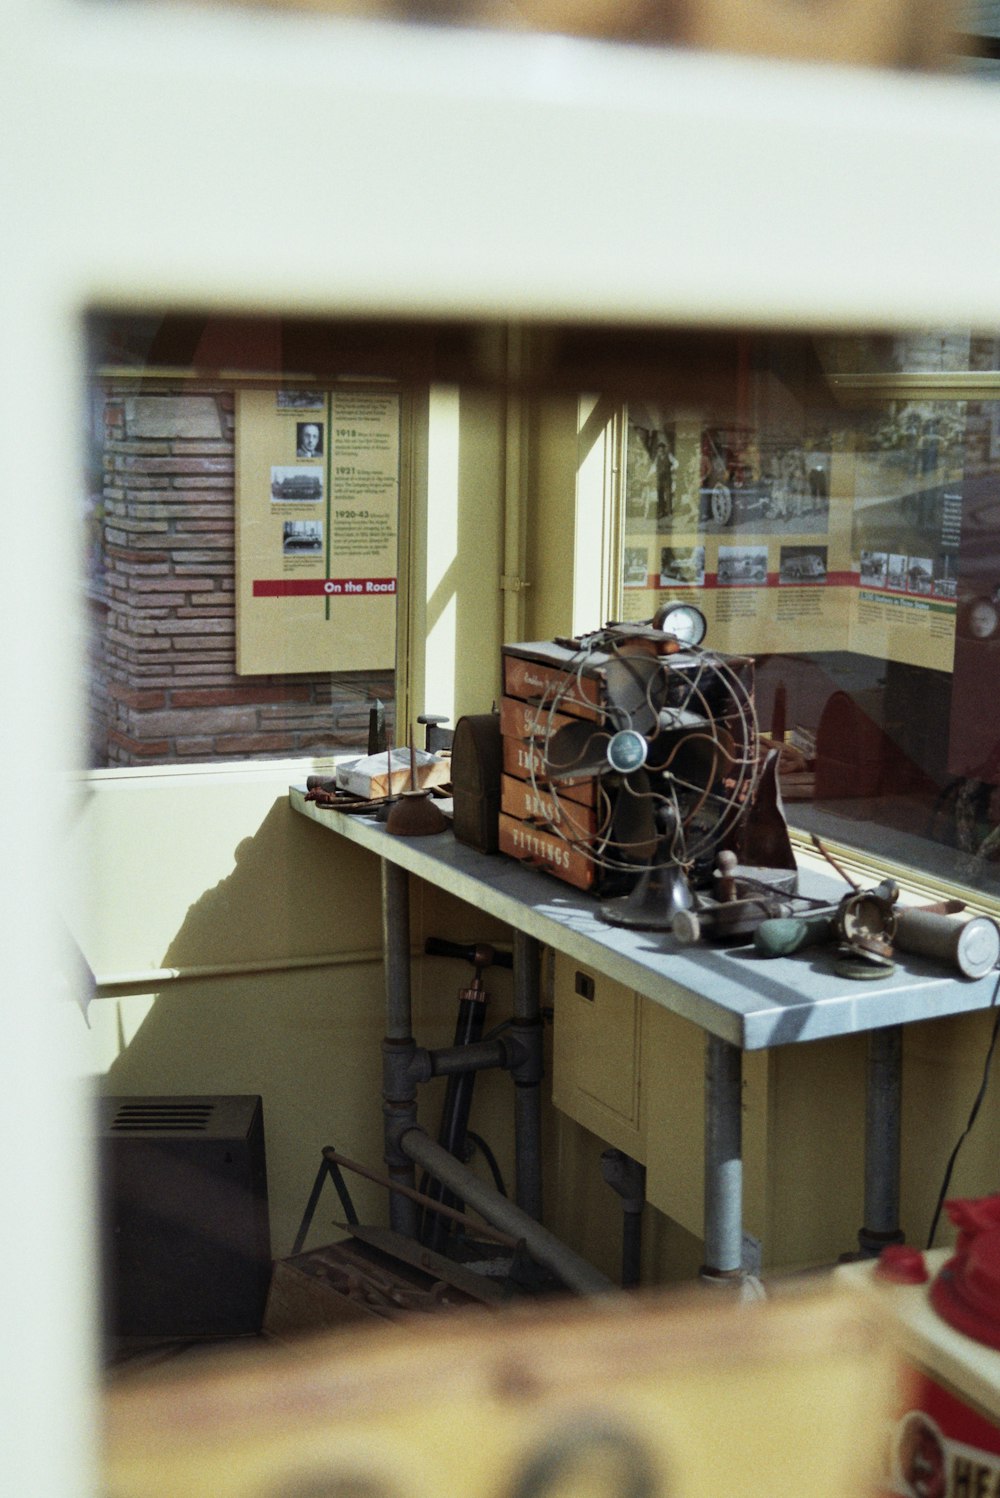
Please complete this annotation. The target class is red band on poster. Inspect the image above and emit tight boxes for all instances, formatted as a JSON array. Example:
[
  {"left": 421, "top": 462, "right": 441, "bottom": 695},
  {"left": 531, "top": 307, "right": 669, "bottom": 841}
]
[{"left": 253, "top": 578, "right": 397, "bottom": 597}]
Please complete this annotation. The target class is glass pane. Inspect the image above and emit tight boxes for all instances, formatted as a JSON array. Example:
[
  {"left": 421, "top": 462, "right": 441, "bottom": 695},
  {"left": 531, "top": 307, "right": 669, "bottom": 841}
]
[
  {"left": 616, "top": 330, "right": 1000, "bottom": 902},
  {"left": 85, "top": 316, "right": 403, "bottom": 768}
]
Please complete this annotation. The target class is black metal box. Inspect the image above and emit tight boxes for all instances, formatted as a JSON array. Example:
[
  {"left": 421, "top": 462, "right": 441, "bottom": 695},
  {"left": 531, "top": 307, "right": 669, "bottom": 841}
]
[{"left": 98, "top": 1095, "right": 271, "bottom": 1339}]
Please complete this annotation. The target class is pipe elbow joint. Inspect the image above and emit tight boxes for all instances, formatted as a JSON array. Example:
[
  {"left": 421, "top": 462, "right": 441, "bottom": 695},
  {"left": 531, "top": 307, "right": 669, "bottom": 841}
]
[{"left": 505, "top": 1019, "right": 545, "bottom": 1087}]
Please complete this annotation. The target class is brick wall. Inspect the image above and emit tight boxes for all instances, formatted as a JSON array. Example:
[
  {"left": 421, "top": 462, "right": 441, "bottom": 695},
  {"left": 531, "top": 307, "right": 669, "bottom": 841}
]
[{"left": 94, "top": 383, "right": 394, "bottom": 767}]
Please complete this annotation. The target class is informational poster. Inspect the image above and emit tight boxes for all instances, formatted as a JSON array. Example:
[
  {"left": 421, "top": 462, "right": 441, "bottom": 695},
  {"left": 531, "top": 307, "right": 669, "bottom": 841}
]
[
  {"left": 846, "top": 401, "right": 964, "bottom": 674},
  {"left": 620, "top": 409, "right": 854, "bottom": 655},
  {"left": 621, "top": 403, "right": 960, "bottom": 673},
  {"left": 235, "top": 387, "right": 400, "bottom": 674},
  {"left": 946, "top": 429, "right": 1000, "bottom": 779}
]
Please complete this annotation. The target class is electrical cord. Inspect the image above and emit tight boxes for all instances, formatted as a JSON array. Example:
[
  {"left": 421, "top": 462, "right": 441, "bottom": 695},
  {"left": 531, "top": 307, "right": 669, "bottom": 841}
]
[
  {"left": 926, "top": 965, "right": 1000, "bottom": 1249},
  {"left": 419, "top": 1131, "right": 507, "bottom": 1203},
  {"left": 417, "top": 1130, "right": 508, "bottom": 1245},
  {"left": 466, "top": 1130, "right": 508, "bottom": 1198}
]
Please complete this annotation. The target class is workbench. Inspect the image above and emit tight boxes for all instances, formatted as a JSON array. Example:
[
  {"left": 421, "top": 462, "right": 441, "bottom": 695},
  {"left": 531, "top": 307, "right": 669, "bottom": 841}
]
[{"left": 290, "top": 786, "right": 1000, "bottom": 1282}]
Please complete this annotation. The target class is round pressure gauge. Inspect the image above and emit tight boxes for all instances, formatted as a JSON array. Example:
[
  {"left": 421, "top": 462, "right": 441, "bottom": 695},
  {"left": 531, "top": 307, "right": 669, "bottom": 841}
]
[
  {"left": 964, "top": 594, "right": 1000, "bottom": 641},
  {"left": 653, "top": 602, "right": 707, "bottom": 647}
]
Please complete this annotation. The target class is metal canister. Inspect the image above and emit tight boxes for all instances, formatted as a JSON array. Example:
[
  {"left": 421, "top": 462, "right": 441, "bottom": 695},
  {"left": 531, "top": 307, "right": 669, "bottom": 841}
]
[{"left": 894, "top": 909, "right": 1000, "bottom": 979}]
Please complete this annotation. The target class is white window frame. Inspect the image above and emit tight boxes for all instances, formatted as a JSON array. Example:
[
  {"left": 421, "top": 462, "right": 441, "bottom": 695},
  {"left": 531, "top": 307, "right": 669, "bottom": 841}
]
[{"left": 9, "top": 7, "right": 1000, "bottom": 1491}]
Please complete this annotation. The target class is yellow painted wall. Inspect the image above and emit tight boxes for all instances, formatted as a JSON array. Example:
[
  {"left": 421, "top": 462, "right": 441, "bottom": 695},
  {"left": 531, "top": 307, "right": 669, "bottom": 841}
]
[
  {"left": 70, "top": 770, "right": 389, "bottom": 1252},
  {"left": 524, "top": 395, "right": 579, "bottom": 642},
  {"left": 70, "top": 767, "right": 632, "bottom": 1277},
  {"left": 901, "top": 1009, "right": 1000, "bottom": 1242}
]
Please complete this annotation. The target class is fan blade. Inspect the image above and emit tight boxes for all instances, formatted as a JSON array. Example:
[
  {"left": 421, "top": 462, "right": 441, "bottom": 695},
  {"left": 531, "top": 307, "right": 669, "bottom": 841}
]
[
  {"left": 542, "top": 720, "right": 611, "bottom": 783},
  {"left": 603, "top": 654, "right": 667, "bottom": 736},
  {"left": 668, "top": 726, "right": 731, "bottom": 790},
  {"left": 608, "top": 769, "right": 658, "bottom": 861}
]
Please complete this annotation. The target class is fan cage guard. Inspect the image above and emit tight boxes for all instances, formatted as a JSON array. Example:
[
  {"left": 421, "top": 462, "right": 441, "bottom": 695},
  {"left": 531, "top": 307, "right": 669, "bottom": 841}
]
[{"left": 524, "top": 631, "right": 760, "bottom": 879}]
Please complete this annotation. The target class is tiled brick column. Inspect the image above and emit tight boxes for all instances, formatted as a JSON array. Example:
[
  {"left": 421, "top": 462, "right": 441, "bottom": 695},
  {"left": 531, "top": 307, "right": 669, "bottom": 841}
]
[{"left": 96, "top": 384, "right": 394, "bottom": 767}]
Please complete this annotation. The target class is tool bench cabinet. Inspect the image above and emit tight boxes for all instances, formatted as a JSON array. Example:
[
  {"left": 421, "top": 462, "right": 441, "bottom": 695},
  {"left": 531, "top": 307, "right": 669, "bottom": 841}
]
[{"left": 291, "top": 786, "right": 1000, "bottom": 1279}]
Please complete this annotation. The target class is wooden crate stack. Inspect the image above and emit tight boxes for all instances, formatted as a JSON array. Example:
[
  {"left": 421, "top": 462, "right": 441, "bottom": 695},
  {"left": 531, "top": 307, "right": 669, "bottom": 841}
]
[{"left": 498, "top": 641, "right": 612, "bottom": 891}]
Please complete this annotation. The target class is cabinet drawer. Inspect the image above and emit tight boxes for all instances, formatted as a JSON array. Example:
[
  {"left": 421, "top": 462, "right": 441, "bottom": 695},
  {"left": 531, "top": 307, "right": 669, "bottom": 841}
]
[{"left": 551, "top": 953, "right": 643, "bottom": 1158}]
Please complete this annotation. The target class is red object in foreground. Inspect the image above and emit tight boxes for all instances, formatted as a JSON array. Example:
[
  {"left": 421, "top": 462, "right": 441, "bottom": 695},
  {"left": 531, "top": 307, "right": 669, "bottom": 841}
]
[
  {"left": 930, "top": 1195, "right": 1000, "bottom": 1351},
  {"left": 876, "top": 1244, "right": 929, "bottom": 1285}
]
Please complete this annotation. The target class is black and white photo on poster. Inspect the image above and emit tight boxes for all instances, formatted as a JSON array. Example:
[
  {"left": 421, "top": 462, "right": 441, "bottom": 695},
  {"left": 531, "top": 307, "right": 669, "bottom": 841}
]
[
  {"left": 718, "top": 545, "right": 768, "bottom": 585},
  {"left": 622, "top": 546, "right": 650, "bottom": 587},
  {"left": 779, "top": 546, "right": 827, "bottom": 584},
  {"left": 282, "top": 520, "right": 323, "bottom": 554},
  {"left": 624, "top": 407, "right": 832, "bottom": 535},
  {"left": 659, "top": 545, "right": 705, "bottom": 587},
  {"left": 296, "top": 421, "right": 324, "bottom": 459},
  {"left": 271, "top": 466, "right": 323, "bottom": 502},
  {"left": 276, "top": 389, "right": 324, "bottom": 410}
]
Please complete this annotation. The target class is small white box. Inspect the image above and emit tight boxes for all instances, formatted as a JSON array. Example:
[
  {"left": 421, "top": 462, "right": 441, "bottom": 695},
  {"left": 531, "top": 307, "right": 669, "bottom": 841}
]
[{"left": 335, "top": 748, "right": 450, "bottom": 800}]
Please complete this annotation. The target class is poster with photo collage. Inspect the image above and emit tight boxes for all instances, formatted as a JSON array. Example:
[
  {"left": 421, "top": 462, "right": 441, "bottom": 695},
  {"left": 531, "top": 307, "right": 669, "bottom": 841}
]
[
  {"left": 621, "top": 402, "right": 961, "bottom": 674},
  {"left": 235, "top": 387, "right": 400, "bottom": 674}
]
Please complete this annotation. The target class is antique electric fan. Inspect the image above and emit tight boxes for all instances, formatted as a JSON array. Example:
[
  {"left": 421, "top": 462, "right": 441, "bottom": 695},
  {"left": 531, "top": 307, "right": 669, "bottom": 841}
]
[{"left": 525, "top": 612, "right": 763, "bottom": 929}]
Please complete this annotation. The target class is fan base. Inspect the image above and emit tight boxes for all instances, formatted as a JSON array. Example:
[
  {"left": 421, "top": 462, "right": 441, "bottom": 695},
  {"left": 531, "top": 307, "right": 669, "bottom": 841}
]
[{"left": 599, "top": 863, "right": 695, "bottom": 931}]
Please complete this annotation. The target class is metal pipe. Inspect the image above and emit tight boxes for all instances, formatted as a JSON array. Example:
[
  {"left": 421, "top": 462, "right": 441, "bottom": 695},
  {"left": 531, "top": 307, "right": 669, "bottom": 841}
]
[
  {"left": 400, "top": 1127, "right": 614, "bottom": 1296},
  {"left": 703, "top": 1035, "right": 743, "bottom": 1276},
  {"left": 622, "top": 1206, "right": 643, "bottom": 1290},
  {"left": 382, "top": 1099, "right": 420, "bottom": 1238},
  {"left": 380, "top": 861, "right": 418, "bottom": 1234},
  {"left": 859, "top": 1024, "right": 903, "bottom": 1254},
  {"left": 512, "top": 930, "right": 544, "bottom": 1220},
  {"left": 512, "top": 930, "right": 541, "bottom": 1025},
  {"left": 381, "top": 861, "right": 413, "bottom": 1041},
  {"left": 424, "top": 977, "right": 491, "bottom": 1256},
  {"left": 601, "top": 1149, "right": 646, "bottom": 1290},
  {"left": 93, "top": 947, "right": 385, "bottom": 997},
  {"left": 426, "top": 1038, "right": 509, "bottom": 1078},
  {"left": 513, "top": 1081, "right": 543, "bottom": 1221}
]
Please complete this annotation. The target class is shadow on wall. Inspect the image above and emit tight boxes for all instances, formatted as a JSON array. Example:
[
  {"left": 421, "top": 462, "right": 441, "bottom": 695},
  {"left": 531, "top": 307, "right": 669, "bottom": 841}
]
[{"left": 100, "top": 801, "right": 390, "bottom": 1253}]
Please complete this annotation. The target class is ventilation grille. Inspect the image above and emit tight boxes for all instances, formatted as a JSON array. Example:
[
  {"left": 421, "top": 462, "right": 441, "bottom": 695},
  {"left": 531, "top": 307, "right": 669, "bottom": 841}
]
[{"left": 109, "top": 1101, "right": 216, "bottom": 1133}]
